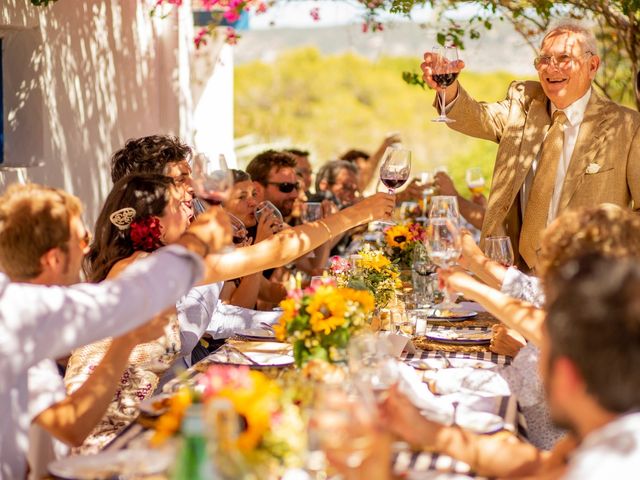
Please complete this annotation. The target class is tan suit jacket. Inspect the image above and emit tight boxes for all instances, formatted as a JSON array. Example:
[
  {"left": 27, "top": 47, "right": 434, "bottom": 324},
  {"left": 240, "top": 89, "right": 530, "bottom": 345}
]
[{"left": 447, "top": 81, "right": 640, "bottom": 268}]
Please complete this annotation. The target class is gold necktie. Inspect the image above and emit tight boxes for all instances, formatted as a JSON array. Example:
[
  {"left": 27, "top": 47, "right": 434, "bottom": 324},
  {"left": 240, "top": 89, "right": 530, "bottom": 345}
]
[{"left": 520, "top": 110, "right": 567, "bottom": 268}]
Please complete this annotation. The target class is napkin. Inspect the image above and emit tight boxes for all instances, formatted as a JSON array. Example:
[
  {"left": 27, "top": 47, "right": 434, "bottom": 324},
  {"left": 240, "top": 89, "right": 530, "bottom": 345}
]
[
  {"left": 377, "top": 332, "right": 416, "bottom": 357},
  {"left": 396, "top": 362, "right": 453, "bottom": 424},
  {"left": 429, "top": 368, "right": 511, "bottom": 397}
]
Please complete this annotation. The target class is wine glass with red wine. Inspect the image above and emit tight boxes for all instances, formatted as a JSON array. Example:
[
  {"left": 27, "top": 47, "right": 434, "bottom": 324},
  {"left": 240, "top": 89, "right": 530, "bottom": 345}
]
[
  {"left": 191, "top": 152, "right": 233, "bottom": 206},
  {"left": 379, "top": 146, "right": 411, "bottom": 224},
  {"left": 431, "top": 45, "right": 460, "bottom": 123}
]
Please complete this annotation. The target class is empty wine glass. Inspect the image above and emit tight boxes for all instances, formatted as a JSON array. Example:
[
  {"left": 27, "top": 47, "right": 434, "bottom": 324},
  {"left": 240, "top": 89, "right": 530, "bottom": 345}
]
[
  {"left": 379, "top": 146, "right": 411, "bottom": 225},
  {"left": 228, "top": 213, "right": 248, "bottom": 246},
  {"left": 424, "top": 218, "right": 462, "bottom": 310},
  {"left": 255, "top": 200, "right": 284, "bottom": 233},
  {"left": 412, "top": 242, "right": 436, "bottom": 307},
  {"left": 431, "top": 45, "right": 460, "bottom": 123},
  {"left": 429, "top": 195, "right": 460, "bottom": 223},
  {"left": 191, "top": 152, "right": 233, "bottom": 206},
  {"left": 466, "top": 167, "right": 486, "bottom": 196},
  {"left": 301, "top": 202, "right": 323, "bottom": 223},
  {"left": 484, "top": 236, "right": 515, "bottom": 267}
]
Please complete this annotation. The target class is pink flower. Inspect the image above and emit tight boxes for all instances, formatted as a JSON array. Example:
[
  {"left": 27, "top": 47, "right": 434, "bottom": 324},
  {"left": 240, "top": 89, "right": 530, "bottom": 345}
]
[
  {"left": 224, "top": 27, "right": 240, "bottom": 45},
  {"left": 255, "top": 2, "right": 268, "bottom": 14},
  {"left": 199, "top": 0, "right": 219, "bottom": 9},
  {"left": 310, "top": 7, "right": 320, "bottom": 21},
  {"left": 362, "top": 22, "right": 369, "bottom": 33},
  {"left": 194, "top": 27, "right": 209, "bottom": 48},
  {"left": 329, "top": 256, "right": 351, "bottom": 275},
  {"left": 198, "top": 365, "right": 250, "bottom": 399},
  {"left": 223, "top": 9, "right": 241, "bottom": 23}
]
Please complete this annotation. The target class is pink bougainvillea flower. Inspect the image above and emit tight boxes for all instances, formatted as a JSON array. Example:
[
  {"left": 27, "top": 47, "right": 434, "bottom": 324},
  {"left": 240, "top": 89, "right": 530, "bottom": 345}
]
[
  {"left": 194, "top": 27, "right": 209, "bottom": 48},
  {"left": 310, "top": 7, "right": 320, "bottom": 21}
]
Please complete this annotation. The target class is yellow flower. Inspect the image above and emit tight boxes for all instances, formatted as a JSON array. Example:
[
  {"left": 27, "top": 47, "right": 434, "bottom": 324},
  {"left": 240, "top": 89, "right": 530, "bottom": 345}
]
[
  {"left": 359, "top": 249, "right": 391, "bottom": 272},
  {"left": 217, "top": 371, "right": 281, "bottom": 452},
  {"left": 306, "top": 285, "right": 347, "bottom": 334},
  {"left": 385, "top": 224, "right": 414, "bottom": 249},
  {"left": 341, "top": 288, "right": 375, "bottom": 313}
]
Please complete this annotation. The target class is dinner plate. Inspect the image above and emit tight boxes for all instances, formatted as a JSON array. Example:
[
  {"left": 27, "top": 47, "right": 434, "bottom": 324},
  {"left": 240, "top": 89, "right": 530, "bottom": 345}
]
[
  {"left": 426, "top": 309, "right": 478, "bottom": 321},
  {"left": 425, "top": 328, "right": 492, "bottom": 345},
  {"left": 48, "top": 449, "right": 173, "bottom": 479},
  {"left": 139, "top": 392, "right": 172, "bottom": 417},
  {"left": 235, "top": 328, "right": 277, "bottom": 341}
]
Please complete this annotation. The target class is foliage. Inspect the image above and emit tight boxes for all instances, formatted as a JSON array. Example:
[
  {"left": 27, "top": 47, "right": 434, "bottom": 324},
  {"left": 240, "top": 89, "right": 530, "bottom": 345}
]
[
  {"left": 274, "top": 282, "right": 374, "bottom": 366},
  {"left": 392, "top": 1, "right": 640, "bottom": 109},
  {"left": 235, "top": 48, "right": 516, "bottom": 195}
]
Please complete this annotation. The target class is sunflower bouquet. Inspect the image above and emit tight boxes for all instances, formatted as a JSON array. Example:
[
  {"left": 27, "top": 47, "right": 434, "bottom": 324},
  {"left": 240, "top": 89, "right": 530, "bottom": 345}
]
[
  {"left": 274, "top": 282, "right": 374, "bottom": 367},
  {"left": 382, "top": 222, "right": 427, "bottom": 268},
  {"left": 151, "top": 366, "right": 305, "bottom": 475}
]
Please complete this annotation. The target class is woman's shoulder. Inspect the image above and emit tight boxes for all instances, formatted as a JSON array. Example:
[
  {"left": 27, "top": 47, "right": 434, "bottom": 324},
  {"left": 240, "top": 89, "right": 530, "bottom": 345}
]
[{"left": 106, "top": 251, "right": 151, "bottom": 279}]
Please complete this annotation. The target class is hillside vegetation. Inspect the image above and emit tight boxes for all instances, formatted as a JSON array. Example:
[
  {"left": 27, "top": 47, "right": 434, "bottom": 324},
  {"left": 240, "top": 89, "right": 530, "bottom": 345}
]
[{"left": 234, "top": 47, "right": 532, "bottom": 196}]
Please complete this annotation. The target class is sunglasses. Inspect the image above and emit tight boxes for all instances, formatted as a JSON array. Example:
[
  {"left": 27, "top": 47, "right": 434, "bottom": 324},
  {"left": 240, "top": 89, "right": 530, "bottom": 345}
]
[{"left": 266, "top": 181, "right": 300, "bottom": 193}]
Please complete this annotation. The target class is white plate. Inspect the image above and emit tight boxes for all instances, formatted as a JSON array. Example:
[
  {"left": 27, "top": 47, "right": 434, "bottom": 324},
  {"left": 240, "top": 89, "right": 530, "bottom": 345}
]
[
  {"left": 139, "top": 392, "right": 172, "bottom": 417},
  {"left": 455, "top": 409, "right": 504, "bottom": 434},
  {"left": 408, "top": 357, "right": 496, "bottom": 370},
  {"left": 426, "top": 309, "right": 478, "bottom": 321},
  {"left": 426, "top": 329, "right": 492, "bottom": 345},
  {"left": 235, "top": 328, "right": 276, "bottom": 341},
  {"left": 49, "top": 449, "right": 173, "bottom": 479}
]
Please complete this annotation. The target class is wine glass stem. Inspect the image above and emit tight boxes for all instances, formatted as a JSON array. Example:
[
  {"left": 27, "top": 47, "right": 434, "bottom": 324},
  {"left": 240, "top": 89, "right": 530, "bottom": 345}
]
[
  {"left": 440, "top": 89, "right": 447, "bottom": 118},
  {"left": 388, "top": 188, "right": 395, "bottom": 195}
]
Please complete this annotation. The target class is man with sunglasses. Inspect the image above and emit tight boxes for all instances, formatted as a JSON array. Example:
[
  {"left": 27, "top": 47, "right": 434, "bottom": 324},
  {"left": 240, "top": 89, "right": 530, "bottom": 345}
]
[
  {"left": 246, "top": 150, "right": 301, "bottom": 219},
  {"left": 420, "top": 19, "right": 640, "bottom": 271}
]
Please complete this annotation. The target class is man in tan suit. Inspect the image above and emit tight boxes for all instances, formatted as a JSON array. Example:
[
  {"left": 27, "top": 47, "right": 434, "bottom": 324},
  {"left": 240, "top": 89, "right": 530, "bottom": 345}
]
[{"left": 422, "top": 20, "right": 640, "bottom": 270}]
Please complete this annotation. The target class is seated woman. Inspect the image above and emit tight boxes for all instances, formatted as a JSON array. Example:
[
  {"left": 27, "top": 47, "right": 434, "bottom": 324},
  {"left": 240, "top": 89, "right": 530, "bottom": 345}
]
[
  {"left": 381, "top": 204, "right": 640, "bottom": 475},
  {"left": 220, "top": 169, "right": 282, "bottom": 309},
  {"left": 66, "top": 173, "right": 394, "bottom": 452}
]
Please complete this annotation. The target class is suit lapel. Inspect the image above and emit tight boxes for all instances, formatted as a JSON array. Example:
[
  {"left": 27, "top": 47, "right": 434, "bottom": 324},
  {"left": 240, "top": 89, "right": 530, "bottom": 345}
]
[
  {"left": 557, "top": 90, "right": 609, "bottom": 212},
  {"left": 484, "top": 91, "right": 550, "bottom": 237}
]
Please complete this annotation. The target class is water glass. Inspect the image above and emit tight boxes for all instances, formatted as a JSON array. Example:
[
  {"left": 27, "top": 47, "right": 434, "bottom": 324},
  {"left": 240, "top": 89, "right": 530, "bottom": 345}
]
[
  {"left": 484, "top": 236, "right": 515, "bottom": 267},
  {"left": 302, "top": 202, "right": 323, "bottom": 223},
  {"left": 429, "top": 195, "right": 460, "bottom": 222}
]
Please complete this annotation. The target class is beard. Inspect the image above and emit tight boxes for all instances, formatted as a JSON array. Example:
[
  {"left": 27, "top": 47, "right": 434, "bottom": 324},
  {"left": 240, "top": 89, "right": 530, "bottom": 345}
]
[{"left": 277, "top": 199, "right": 295, "bottom": 217}]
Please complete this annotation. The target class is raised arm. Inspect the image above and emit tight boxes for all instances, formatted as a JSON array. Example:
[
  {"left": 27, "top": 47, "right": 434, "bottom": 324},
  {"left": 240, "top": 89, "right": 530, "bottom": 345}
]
[{"left": 200, "top": 192, "right": 395, "bottom": 283}]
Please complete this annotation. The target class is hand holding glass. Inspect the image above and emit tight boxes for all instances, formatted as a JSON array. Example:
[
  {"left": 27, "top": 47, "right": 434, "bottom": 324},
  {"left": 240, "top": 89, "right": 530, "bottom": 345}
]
[
  {"left": 484, "top": 236, "right": 515, "bottom": 267},
  {"left": 191, "top": 153, "right": 233, "bottom": 206}
]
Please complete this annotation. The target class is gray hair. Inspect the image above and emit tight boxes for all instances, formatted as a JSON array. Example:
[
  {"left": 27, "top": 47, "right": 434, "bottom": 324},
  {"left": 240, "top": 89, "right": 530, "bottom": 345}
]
[{"left": 541, "top": 18, "right": 598, "bottom": 54}]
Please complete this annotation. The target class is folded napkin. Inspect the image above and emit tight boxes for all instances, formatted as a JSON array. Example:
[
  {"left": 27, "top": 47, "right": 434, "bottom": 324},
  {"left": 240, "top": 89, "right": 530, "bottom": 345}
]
[
  {"left": 396, "top": 362, "right": 454, "bottom": 424},
  {"left": 429, "top": 368, "right": 511, "bottom": 397}
]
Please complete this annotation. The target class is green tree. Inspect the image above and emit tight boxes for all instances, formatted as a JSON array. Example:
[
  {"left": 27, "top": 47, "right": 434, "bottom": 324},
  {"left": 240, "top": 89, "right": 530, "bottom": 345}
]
[{"left": 392, "top": 1, "right": 640, "bottom": 109}]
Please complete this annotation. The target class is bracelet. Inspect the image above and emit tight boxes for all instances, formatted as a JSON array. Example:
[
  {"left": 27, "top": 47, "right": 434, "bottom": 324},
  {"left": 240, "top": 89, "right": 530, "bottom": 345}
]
[
  {"left": 318, "top": 220, "right": 333, "bottom": 240},
  {"left": 179, "top": 231, "right": 210, "bottom": 258}
]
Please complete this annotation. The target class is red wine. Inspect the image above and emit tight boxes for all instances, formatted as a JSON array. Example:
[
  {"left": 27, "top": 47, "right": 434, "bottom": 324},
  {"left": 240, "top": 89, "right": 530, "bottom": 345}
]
[
  {"left": 381, "top": 176, "right": 408, "bottom": 189},
  {"left": 233, "top": 234, "right": 246, "bottom": 245},
  {"left": 199, "top": 194, "right": 225, "bottom": 206},
  {"left": 432, "top": 72, "right": 459, "bottom": 88}
]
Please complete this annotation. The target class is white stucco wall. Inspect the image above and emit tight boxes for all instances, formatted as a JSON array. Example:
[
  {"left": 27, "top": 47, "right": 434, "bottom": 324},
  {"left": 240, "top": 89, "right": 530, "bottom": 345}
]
[{"left": 0, "top": 0, "right": 193, "bottom": 227}]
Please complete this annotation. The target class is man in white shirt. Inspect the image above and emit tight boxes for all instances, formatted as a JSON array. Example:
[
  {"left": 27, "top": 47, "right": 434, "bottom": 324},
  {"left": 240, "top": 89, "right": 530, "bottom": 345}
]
[
  {"left": 422, "top": 19, "right": 640, "bottom": 270},
  {"left": 541, "top": 255, "right": 640, "bottom": 478},
  {"left": 0, "top": 191, "right": 230, "bottom": 479}
]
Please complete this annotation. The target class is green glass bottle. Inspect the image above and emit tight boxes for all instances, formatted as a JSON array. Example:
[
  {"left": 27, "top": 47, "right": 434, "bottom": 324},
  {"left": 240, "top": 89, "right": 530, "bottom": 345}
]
[{"left": 172, "top": 404, "right": 220, "bottom": 480}]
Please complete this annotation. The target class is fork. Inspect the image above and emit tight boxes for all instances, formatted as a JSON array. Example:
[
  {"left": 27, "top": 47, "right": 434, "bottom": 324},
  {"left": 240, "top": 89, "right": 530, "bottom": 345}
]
[{"left": 221, "top": 344, "right": 260, "bottom": 366}]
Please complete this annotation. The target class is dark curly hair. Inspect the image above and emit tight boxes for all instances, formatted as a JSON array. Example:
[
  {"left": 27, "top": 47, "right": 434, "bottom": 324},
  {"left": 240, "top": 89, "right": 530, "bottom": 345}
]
[
  {"left": 111, "top": 135, "right": 192, "bottom": 183},
  {"left": 85, "top": 173, "right": 174, "bottom": 282}
]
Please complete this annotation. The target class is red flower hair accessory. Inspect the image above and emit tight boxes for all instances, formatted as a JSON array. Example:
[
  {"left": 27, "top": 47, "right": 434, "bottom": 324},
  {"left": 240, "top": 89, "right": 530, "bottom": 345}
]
[{"left": 129, "top": 216, "right": 164, "bottom": 252}]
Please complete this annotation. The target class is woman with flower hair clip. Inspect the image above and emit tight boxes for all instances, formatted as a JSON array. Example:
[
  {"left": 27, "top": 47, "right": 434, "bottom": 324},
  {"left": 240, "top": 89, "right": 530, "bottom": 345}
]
[{"left": 65, "top": 173, "right": 194, "bottom": 453}]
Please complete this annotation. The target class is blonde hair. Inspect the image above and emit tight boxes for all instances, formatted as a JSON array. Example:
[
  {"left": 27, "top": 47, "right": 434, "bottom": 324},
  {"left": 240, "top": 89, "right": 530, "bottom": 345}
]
[
  {"left": 539, "top": 204, "right": 640, "bottom": 281},
  {"left": 0, "top": 183, "right": 82, "bottom": 280}
]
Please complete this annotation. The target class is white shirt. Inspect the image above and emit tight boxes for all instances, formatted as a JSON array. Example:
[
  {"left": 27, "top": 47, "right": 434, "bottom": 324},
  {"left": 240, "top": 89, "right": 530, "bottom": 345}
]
[
  {"left": 565, "top": 412, "right": 640, "bottom": 479},
  {"left": 521, "top": 89, "right": 592, "bottom": 224},
  {"left": 0, "top": 245, "right": 203, "bottom": 479},
  {"left": 27, "top": 359, "right": 68, "bottom": 479}
]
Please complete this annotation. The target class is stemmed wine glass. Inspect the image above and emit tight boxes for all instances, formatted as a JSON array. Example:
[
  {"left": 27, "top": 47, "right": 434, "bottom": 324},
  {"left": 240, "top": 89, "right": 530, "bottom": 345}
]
[
  {"left": 424, "top": 218, "right": 462, "bottom": 310},
  {"left": 191, "top": 152, "right": 233, "bottom": 206},
  {"left": 429, "top": 195, "right": 460, "bottom": 223},
  {"left": 228, "top": 213, "right": 249, "bottom": 246},
  {"left": 416, "top": 171, "right": 435, "bottom": 224},
  {"left": 379, "top": 146, "right": 411, "bottom": 225},
  {"left": 431, "top": 45, "right": 460, "bottom": 123},
  {"left": 466, "top": 167, "right": 486, "bottom": 196},
  {"left": 484, "top": 236, "right": 515, "bottom": 267},
  {"left": 301, "top": 202, "right": 323, "bottom": 223},
  {"left": 255, "top": 200, "right": 284, "bottom": 233}
]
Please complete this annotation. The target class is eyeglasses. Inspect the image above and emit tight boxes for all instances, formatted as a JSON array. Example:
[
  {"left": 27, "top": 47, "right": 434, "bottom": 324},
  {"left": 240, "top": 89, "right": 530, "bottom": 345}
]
[
  {"left": 533, "top": 51, "right": 593, "bottom": 70},
  {"left": 266, "top": 181, "right": 300, "bottom": 193}
]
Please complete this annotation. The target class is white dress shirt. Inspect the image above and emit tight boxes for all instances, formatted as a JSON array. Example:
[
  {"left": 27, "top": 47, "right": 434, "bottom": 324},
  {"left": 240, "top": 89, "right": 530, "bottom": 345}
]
[
  {"left": 0, "top": 245, "right": 203, "bottom": 479},
  {"left": 565, "top": 412, "right": 640, "bottom": 479},
  {"left": 520, "top": 89, "right": 592, "bottom": 224}
]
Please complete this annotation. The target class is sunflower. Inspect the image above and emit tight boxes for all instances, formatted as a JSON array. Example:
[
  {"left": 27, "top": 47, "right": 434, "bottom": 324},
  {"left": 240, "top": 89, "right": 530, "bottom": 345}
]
[
  {"left": 306, "top": 285, "right": 347, "bottom": 334},
  {"left": 385, "top": 224, "right": 414, "bottom": 249},
  {"left": 341, "top": 288, "right": 375, "bottom": 314},
  {"left": 359, "top": 249, "right": 392, "bottom": 271}
]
